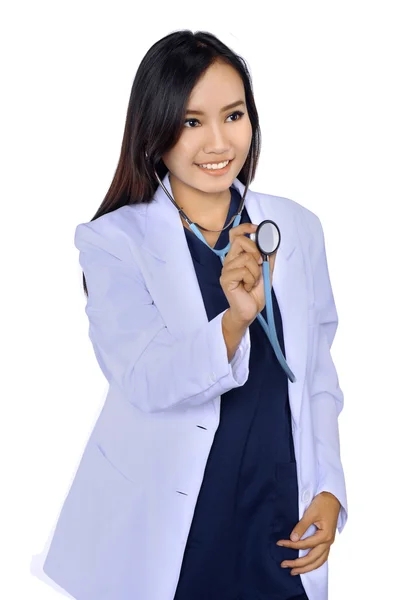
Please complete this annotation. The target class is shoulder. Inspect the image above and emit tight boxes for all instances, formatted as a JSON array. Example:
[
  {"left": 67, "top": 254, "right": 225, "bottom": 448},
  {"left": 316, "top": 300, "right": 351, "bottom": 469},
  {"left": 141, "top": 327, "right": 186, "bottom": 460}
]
[{"left": 74, "top": 203, "right": 147, "bottom": 260}]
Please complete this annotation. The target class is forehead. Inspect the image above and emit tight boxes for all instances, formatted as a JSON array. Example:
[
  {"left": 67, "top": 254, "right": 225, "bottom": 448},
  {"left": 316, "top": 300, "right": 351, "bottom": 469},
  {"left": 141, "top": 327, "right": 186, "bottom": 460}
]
[{"left": 187, "top": 61, "right": 244, "bottom": 110}]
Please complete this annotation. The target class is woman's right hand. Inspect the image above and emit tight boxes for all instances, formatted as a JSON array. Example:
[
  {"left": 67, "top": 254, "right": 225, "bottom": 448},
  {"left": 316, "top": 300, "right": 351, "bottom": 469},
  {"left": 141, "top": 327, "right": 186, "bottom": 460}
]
[{"left": 220, "top": 223, "right": 276, "bottom": 326}]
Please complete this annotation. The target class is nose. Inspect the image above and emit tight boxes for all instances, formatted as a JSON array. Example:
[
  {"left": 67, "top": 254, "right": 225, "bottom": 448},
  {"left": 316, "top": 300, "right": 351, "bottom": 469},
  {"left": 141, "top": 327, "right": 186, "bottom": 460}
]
[{"left": 203, "top": 122, "right": 230, "bottom": 155}]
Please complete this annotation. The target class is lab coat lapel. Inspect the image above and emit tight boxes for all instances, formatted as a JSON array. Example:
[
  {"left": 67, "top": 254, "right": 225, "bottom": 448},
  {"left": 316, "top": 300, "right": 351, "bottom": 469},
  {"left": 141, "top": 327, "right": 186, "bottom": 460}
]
[{"left": 141, "top": 173, "right": 307, "bottom": 425}]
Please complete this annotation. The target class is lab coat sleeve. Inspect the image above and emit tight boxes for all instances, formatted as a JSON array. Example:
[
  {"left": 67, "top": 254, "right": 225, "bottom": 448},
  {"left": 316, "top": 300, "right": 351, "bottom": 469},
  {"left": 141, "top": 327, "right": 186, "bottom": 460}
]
[
  {"left": 74, "top": 222, "right": 251, "bottom": 414},
  {"left": 304, "top": 210, "right": 348, "bottom": 533}
]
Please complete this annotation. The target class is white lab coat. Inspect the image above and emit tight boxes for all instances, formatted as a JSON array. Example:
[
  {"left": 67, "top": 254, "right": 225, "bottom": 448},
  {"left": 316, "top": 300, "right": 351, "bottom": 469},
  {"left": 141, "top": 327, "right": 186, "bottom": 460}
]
[{"left": 38, "top": 173, "right": 347, "bottom": 600}]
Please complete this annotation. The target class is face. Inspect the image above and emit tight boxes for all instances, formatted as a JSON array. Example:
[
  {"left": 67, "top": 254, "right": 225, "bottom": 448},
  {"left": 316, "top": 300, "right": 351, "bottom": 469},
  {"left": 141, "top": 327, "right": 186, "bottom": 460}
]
[{"left": 162, "top": 60, "right": 253, "bottom": 201}]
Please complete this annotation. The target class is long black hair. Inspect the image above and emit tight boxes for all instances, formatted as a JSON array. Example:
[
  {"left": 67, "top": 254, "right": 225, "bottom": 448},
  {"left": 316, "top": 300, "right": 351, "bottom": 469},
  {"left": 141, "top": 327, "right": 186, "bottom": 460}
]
[{"left": 82, "top": 30, "right": 261, "bottom": 295}]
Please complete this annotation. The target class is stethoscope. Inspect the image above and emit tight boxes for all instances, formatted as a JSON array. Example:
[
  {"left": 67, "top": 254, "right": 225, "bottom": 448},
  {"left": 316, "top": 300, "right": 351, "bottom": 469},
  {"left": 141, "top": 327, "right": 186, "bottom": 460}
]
[{"left": 154, "top": 169, "right": 296, "bottom": 383}]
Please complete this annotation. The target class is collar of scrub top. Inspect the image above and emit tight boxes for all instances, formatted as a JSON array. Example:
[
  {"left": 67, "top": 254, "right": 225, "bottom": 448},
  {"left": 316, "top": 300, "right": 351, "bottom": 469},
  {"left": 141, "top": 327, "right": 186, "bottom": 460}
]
[{"left": 153, "top": 168, "right": 296, "bottom": 383}]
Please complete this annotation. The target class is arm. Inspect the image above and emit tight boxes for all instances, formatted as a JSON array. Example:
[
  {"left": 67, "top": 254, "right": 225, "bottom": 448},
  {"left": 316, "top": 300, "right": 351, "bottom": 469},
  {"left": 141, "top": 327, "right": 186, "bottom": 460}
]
[
  {"left": 303, "top": 210, "right": 348, "bottom": 533},
  {"left": 75, "top": 222, "right": 251, "bottom": 413}
]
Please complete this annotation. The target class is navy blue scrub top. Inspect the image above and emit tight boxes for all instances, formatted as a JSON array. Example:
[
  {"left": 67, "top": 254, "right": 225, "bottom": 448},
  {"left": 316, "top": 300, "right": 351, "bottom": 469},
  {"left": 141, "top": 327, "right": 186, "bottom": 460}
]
[{"left": 173, "top": 186, "right": 309, "bottom": 600}]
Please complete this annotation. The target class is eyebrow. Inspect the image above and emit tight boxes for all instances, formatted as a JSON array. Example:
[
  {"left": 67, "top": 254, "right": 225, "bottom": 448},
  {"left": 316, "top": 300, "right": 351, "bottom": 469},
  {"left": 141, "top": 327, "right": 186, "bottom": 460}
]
[{"left": 185, "top": 100, "right": 245, "bottom": 115}]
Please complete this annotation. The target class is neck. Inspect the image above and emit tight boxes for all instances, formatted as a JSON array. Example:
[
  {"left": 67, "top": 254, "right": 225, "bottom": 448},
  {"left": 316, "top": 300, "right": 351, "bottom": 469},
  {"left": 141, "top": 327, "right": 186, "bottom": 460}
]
[{"left": 169, "top": 173, "right": 231, "bottom": 230}]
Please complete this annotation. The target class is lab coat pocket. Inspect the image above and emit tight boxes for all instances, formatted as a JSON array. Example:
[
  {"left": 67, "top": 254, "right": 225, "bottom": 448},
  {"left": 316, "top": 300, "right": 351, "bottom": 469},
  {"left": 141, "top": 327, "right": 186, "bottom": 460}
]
[
  {"left": 84, "top": 441, "right": 142, "bottom": 511},
  {"left": 93, "top": 437, "right": 147, "bottom": 498},
  {"left": 95, "top": 442, "right": 138, "bottom": 486}
]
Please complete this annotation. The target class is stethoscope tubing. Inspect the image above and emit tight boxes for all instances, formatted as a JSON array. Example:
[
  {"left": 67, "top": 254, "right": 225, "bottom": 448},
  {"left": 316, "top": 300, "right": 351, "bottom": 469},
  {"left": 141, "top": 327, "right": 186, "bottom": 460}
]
[
  {"left": 190, "top": 217, "right": 296, "bottom": 384},
  {"left": 155, "top": 170, "right": 296, "bottom": 383}
]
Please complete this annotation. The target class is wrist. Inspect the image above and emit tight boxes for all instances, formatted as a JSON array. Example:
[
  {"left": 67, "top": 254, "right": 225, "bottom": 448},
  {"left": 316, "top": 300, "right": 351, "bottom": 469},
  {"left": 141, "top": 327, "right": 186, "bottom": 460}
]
[
  {"left": 224, "top": 308, "right": 252, "bottom": 332},
  {"left": 222, "top": 309, "right": 249, "bottom": 363},
  {"left": 318, "top": 491, "right": 341, "bottom": 507}
]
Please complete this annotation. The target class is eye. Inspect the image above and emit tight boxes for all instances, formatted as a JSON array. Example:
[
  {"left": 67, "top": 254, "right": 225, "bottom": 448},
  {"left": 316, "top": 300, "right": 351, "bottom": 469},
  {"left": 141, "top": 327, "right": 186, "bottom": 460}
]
[
  {"left": 183, "top": 110, "right": 245, "bottom": 128},
  {"left": 184, "top": 118, "right": 200, "bottom": 128},
  {"left": 226, "top": 110, "right": 245, "bottom": 122}
]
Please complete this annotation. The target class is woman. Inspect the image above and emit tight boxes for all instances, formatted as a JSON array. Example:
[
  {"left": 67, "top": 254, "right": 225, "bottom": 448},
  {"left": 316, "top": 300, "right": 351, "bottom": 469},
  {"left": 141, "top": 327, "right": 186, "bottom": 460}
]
[{"left": 42, "top": 30, "right": 347, "bottom": 600}]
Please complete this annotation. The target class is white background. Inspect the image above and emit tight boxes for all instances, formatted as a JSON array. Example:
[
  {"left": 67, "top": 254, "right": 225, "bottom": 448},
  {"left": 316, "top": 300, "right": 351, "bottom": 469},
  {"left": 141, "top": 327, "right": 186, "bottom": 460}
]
[{"left": 2, "top": 1, "right": 399, "bottom": 598}]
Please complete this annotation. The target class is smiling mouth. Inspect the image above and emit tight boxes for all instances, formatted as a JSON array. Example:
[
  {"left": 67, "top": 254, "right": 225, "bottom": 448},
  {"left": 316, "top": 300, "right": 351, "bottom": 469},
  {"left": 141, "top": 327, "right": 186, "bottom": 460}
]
[{"left": 195, "top": 159, "right": 233, "bottom": 170}]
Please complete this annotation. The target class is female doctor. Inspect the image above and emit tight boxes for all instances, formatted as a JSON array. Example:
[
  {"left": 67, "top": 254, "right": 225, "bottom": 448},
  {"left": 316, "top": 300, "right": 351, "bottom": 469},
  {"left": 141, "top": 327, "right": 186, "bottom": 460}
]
[{"left": 42, "top": 30, "right": 347, "bottom": 600}]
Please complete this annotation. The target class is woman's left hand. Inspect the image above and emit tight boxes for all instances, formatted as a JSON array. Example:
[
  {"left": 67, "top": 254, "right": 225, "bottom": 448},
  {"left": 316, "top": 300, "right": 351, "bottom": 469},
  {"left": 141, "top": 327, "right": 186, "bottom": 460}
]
[{"left": 276, "top": 491, "right": 341, "bottom": 576}]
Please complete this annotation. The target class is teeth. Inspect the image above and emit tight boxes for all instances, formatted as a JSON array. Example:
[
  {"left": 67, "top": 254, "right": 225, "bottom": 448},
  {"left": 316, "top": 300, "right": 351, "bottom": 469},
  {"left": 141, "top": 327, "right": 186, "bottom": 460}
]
[{"left": 198, "top": 160, "right": 230, "bottom": 170}]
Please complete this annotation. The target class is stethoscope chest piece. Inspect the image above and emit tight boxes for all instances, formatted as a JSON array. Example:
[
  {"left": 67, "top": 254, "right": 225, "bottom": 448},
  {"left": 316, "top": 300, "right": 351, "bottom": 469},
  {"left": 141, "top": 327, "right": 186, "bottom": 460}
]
[{"left": 250, "top": 220, "right": 281, "bottom": 258}]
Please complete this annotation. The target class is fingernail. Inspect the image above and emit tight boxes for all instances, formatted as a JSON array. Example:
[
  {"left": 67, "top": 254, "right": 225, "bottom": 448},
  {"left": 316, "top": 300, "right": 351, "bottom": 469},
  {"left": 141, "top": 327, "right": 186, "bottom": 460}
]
[
  {"left": 290, "top": 533, "right": 299, "bottom": 541},
  {"left": 258, "top": 256, "right": 263, "bottom": 264}
]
